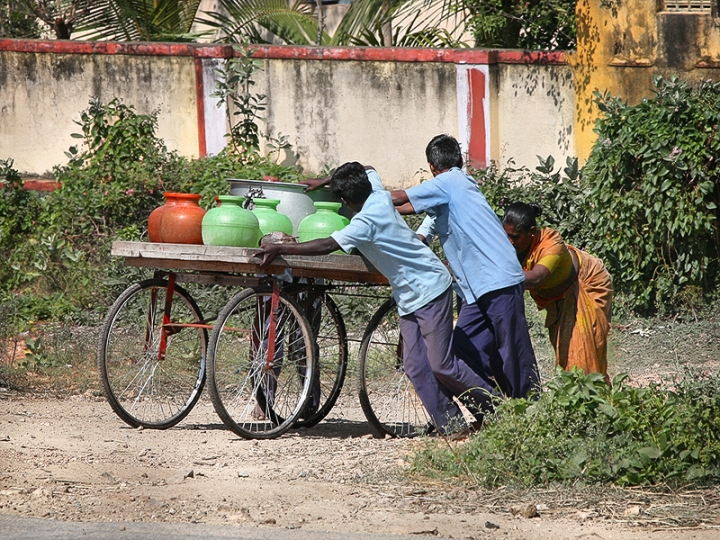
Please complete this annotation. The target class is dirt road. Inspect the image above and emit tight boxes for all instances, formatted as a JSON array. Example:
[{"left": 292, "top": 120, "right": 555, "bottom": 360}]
[{"left": 1, "top": 389, "right": 719, "bottom": 540}]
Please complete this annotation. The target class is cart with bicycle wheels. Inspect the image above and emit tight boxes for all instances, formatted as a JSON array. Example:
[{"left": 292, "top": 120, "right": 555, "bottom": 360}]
[{"left": 98, "top": 241, "right": 431, "bottom": 439}]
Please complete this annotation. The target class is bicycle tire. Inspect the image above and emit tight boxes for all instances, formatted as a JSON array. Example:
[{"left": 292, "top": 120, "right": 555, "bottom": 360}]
[
  {"left": 357, "top": 297, "right": 430, "bottom": 438},
  {"left": 207, "top": 286, "right": 316, "bottom": 439},
  {"left": 97, "top": 278, "right": 207, "bottom": 429},
  {"left": 293, "top": 292, "right": 348, "bottom": 428}
]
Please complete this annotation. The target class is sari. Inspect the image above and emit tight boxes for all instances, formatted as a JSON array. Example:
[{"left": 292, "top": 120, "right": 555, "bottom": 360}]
[{"left": 523, "top": 228, "right": 613, "bottom": 377}]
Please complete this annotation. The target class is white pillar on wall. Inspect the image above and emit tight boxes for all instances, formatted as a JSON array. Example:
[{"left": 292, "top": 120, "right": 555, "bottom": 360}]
[{"left": 201, "top": 58, "right": 228, "bottom": 156}]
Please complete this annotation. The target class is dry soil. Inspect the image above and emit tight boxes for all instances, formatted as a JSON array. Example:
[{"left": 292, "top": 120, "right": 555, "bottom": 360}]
[{"left": 1, "top": 386, "right": 719, "bottom": 540}]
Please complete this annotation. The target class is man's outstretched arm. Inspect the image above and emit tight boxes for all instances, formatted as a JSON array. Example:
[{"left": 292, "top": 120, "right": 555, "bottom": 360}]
[
  {"left": 299, "top": 176, "right": 332, "bottom": 192},
  {"left": 390, "top": 190, "right": 416, "bottom": 215},
  {"left": 300, "top": 165, "right": 376, "bottom": 192},
  {"left": 256, "top": 237, "right": 341, "bottom": 268}
]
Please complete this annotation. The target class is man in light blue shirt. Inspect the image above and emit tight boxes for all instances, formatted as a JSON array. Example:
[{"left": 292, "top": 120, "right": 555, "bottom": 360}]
[
  {"left": 391, "top": 135, "right": 540, "bottom": 400},
  {"left": 257, "top": 162, "right": 494, "bottom": 435}
]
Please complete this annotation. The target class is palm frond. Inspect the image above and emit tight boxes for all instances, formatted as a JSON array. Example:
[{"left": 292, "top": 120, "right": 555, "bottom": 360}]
[
  {"left": 204, "top": 0, "right": 320, "bottom": 45},
  {"left": 75, "top": 0, "right": 203, "bottom": 42},
  {"left": 330, "top": 0, "right": 398, "bottom": 46},
  {"left": 333, "top": 0, "right": 469, "bottom": 47},
  {"left": 390, "top": 3, "right": 468, "bottom": 48},
  {"left": 75, "top": 1, "right": 136, "bottom": 41}
]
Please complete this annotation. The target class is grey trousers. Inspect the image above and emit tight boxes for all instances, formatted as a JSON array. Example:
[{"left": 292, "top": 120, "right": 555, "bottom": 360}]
[{"left": 399, "top": 287, "right": 494, "bottom": 434}]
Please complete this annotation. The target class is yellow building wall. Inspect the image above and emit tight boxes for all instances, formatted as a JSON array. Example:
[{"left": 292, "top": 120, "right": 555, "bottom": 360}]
[{"left": 572, "top": 0, "right": 720, "bottom": 163}]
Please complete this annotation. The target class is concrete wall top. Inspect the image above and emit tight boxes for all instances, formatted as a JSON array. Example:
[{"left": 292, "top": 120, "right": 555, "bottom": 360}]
[{"left": 0, "top": 38, "right": 567, "bottom": 65}]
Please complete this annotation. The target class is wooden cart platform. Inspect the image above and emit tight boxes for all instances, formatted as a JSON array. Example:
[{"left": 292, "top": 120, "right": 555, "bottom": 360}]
[{"left": 112, "top": 241, "right": 388, "bottom": 285}]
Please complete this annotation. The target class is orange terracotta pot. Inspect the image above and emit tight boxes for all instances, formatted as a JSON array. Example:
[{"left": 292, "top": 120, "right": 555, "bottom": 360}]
[
  {"left": 147, "top": 202, "right": 166, "bottom": 243},
  {"left": 153, "top": 192, "right": 206, "bottom": 245}
]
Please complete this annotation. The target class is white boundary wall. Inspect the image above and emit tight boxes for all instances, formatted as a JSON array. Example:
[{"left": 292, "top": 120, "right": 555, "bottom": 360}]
[{"left": 0, "top": 41, "right": 574, "bottom": 189}]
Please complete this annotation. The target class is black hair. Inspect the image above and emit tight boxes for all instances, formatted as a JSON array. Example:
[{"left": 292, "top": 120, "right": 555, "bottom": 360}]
[
  {"left": 330, "top": 162, "right": 372, "bottom": 205},
  {"left": 425, "top": 134, "right": 463, "bottom": 171},
  {"left": 502, "top": 202, "right": 542, "bottom": 233}
]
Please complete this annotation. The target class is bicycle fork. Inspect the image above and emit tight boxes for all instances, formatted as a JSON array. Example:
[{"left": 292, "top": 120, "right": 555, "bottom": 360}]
[
  {"left": 145, "top": 272, "right": 177, "bottom": 362},
  {"left": 263, "top": 279, "right": 282, "bottom": 371}
]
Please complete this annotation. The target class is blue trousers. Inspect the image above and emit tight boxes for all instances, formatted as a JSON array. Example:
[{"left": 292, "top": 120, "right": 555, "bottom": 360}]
[
  {"left": 399, "top": 287, "right": 494, "bottom": 434},
  {"left": 453, "top": 283, "right": 540, "bottom": 400}
]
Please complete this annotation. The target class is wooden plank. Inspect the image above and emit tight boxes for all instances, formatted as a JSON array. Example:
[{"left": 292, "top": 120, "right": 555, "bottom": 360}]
[
  {"left": 124, "top": 257, "right": 261, "bottom": 274},
  {"left": 173, "top": 273, "right": 262, "bottom": 287},
  {"left": 113, "top": 241, "right": 388, "bottom": 284},
  {"left": 286, "top": 267, "right": 389, "bottom": 284}
]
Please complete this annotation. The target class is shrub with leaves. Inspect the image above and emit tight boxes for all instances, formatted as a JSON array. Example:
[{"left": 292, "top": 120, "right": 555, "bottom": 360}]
[
  {"left": 0, "top": 159, "right": 43, "bottom": 292},
  {"left": 0, "top": 2, "right": 41, "bottom": 38},
  {"left": 412, "top": 368, "right": 720, "bottom": 488},
  {"left": 472, "top": 155, "right": 587, "bottom": 247},
  {"left": 0, "top": 159, "right": 39, "bottom": 248},
  {"left": 213, "top": 43, "right": 263, "bottom": 153},
  {"left": 477, "top": 75, "right": 720, "bottom": 314},
  {"left": 583, "top": 76, "right": 720, "bottom": 312},
  {"left": 2, "top": 96, "right": 302, "bottom": 326},
  {"left": 53, "top": 97, "right": 171, "bottom": 236},
  {"left": 162, "top": 148, "right": 302, "bottom": 207},
  {"left": 465, "top": 0, "right": 577, "bottom": 50}
]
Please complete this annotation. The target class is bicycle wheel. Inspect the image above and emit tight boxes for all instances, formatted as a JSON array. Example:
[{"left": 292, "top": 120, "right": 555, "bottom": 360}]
[
  {"left": 357, "top": 298, "right": 430, "bottom": 438},
  {"left": 207, "top": 287, "right": 316, "bottom": 439},
  {"left": 293, "top": 291, "right": 348, "bottom": 428},
  {"left": 97, "top": 278, "right": 207, "bottom": 429}
]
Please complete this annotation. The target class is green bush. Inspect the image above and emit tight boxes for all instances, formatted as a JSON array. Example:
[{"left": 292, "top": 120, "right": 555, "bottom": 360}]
[
  {"left": 0, "top": 4, "right": 41, "bottom": 39},
  {"left": 412, "top": 368, "right": 720, "bottom": 488},
  {"left": 466, "top": 0, "right": 576, "bottom": 50},
  {"left": 583, "top": 76, "right": 720, "bottom": 312},
  {"left": 5, "top": 73, "right": 720, "bottom": 331},
  {"left": 1, "top": 97, "right": 303, "bottom": 328},
  {"left": 472, "top": 154, "right": 587, "bottom": 247},
  {"left": 161, "top": 150, "right": 303, "bottom": 207},
  {"left": 0, "top": 159, "right": 43, "bottom": 292},
  {"left": 476, "top": 75, "right": 720, "bottom": 314}
]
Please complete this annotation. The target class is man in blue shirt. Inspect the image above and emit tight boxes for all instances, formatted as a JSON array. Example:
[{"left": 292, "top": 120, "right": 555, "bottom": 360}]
[
  {"left": 391, "top": 135, "right": 540, "bottom": 400},
  {"left": 257, "top": 162, "right": 493, "bottom": 435}
]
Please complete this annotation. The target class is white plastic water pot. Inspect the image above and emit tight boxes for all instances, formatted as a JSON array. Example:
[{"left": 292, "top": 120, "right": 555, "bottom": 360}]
[{"left": 227, "top": 179, "right": 353, "bottom": 237}]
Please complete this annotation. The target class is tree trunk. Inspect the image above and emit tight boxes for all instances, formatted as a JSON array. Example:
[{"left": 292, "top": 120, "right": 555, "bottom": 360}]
[
  {"left": 315, "top": 0, "right": 324, "bottom": 45},
  {"left": 54, "top": 18, "right": 71, "bottom": 39}
]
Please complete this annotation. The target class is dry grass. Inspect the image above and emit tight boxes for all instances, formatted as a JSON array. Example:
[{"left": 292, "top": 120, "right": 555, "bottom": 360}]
[
  {"left": 0, "top": 322, "right": 101, "bottom": 395},
  {"left": 398, "top": 477, "right": 720, "bottom": 529}
]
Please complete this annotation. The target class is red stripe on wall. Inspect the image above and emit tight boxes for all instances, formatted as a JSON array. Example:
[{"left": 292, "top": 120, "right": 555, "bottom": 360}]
[
  {"left": 467, "top": 69, "right": 487, "bottom": 170},
  {"left": 195, "top": 58, "right": 207, "bottom": 158},
  {"left": 23, "top": 180, "right": 61, "bottom": 191},
  {"left": 248, "top": 46, "right": 493, "bottom": 63},
  {"left": 0, "top": 180, "right": 62, "bottom": 191}
]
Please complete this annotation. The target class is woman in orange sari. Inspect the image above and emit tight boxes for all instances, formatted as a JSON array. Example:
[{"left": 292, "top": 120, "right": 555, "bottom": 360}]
[{"left": 502, "top": 202, "right": 612, "bottom": 378}]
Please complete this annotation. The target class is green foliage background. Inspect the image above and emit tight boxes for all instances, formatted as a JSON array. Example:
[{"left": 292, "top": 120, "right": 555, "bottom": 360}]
[
  {"left": 3, "top": 74, "right": 720, "bottom": 326},
  {"left": 582, "top": 77, "right": 720, "bottom": 312},
  {"left": 1, "top": 1, "right": 578, "bottom": 51},
  {"left": 0, "top": 96, "right": 301, "bottom": 330},
  {"left": 0, "top": 0, "right": 40, "bottom": 38},
  {"left": 413, "top": 368, "right": 720, "bottom": 487},
  {"left": 478, "top": 76, "right": 720, "bottom": 314},
  {"left": 466, "top": 0, "right": 577, "bottom": 50},
  {"left": 3, "top": 74, "right": 720, "bottom": 488}
]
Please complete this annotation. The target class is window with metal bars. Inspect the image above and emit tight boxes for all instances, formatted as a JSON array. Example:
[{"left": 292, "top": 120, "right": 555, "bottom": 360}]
[{"left": 663, "top": 0, "right": 713, "bottom": 12}]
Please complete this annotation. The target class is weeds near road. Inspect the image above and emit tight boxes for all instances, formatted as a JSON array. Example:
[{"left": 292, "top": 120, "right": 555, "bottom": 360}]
[
  {"left": 412, "top": 368, "right": 720, "bottom": 488},
  {"left": 0, "top": 301, "right": 99, "bottom": 395}
]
